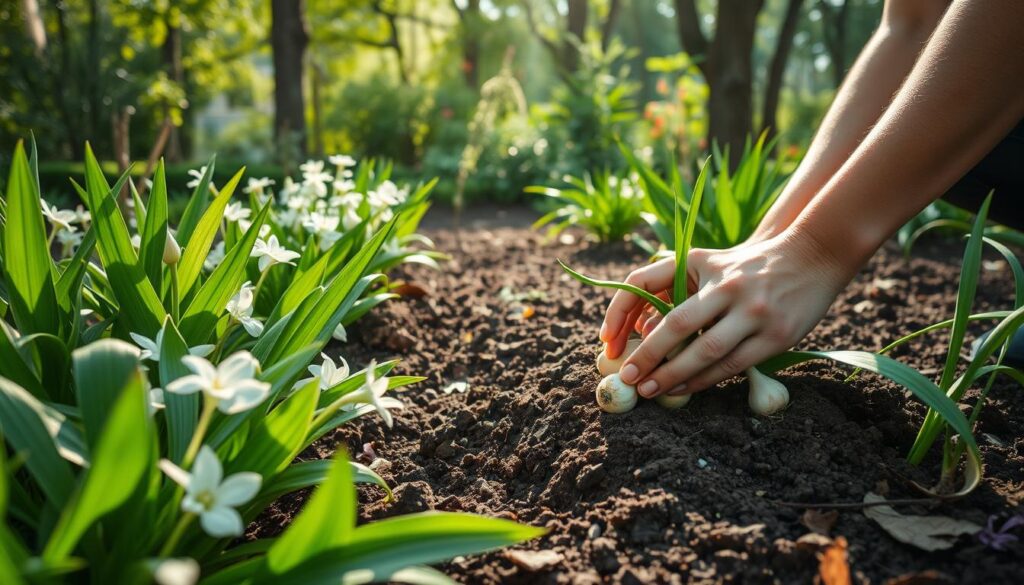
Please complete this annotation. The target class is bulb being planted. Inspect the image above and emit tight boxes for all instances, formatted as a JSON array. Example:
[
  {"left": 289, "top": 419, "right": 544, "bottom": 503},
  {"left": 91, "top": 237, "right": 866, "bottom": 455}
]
[
  {"left": 595, "top": 373, "right": 638, "bottom": 413},
  {"left": 746, "top": 367, "right": 789, "bottom": 416},
  {"left": 596, "top": 338, "right": 642, "bottom": 377}
]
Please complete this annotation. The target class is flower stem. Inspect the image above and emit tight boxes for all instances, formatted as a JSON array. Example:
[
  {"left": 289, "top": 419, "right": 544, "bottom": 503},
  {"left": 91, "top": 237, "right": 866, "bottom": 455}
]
[
  {"left": 170, "top": 267, "right": 180, "bottom": 323},
  {"left": 252, "top": 268, "right": 271, "bottom": 302},
  {"left": 182, "top": 396, "right": 217, "bottom": 469},
  {"left": 159, "top": 512, "right": 195, "bottom": 557}
]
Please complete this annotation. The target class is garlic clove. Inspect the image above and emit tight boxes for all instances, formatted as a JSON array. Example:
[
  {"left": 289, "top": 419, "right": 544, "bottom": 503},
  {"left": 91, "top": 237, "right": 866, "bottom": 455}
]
[
  {"left": 596, "top": 337, "right": 642, "bottom": 377},
  {"left": 746, "top": 367, "right": 790, "bottom": 416},
  {"left": 655, "top": 392, "right": 691, "bottom": 409},
  {"left": 595, "top": 373, "right": 638, "bottom": 413}
]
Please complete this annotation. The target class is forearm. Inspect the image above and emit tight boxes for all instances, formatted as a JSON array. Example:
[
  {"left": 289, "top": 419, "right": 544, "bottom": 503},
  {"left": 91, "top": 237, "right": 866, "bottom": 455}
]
[
  {"left": 754, "top": 1, "right": 945, "bottom": 240},
  {"left": 789, "top": 0, "right": 1024, "bottom": 279}
]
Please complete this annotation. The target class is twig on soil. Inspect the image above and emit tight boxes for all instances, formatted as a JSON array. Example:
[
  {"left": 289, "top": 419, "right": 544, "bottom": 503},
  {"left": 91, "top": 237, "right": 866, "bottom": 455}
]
[{"left": 771, "top": 497, "right": 941, "bottom": 510}]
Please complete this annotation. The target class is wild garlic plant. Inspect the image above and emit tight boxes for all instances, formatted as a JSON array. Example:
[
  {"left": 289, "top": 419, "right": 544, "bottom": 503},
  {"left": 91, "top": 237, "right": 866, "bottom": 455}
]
[
  {"left": 560, "top": 155, "right": 987, "bottom": 496},
  {"left": 623, "top": 132, "right": 791, "bottom": 254},
  {"left": 0, "top": 139, "right": 541, "bottom": 583},
  {"left": 528, "top": 170, "right": 646, "bottom": 243}
]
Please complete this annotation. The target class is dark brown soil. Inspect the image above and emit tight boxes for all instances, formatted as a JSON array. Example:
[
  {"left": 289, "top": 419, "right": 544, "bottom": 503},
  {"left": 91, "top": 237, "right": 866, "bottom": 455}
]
[{"left": 286, "top": 206, "right": 1024, "bottom": 583}]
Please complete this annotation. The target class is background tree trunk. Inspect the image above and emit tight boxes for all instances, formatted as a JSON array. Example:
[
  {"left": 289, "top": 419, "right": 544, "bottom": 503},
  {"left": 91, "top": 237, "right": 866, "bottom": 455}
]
[
  {"left": 674, "top": 0, "right": 764, "bottom": 160},
  {"left": 271, "top": 0, "right": 310, "bottom": 158},
  {"left": 819, "top": 0, "right": 851, "bottom": 88},
  {"left": 162, "top": 16, "right": 185, "bottom": 161},
  {"left": 564, "top": 0, "right": 587, "bottom": 72},
  {"left": 762, "top": 0, "right": 804, "bottom": 140},
  {"left": 600, "top": 0, "right": 622, "bottom": 51},
  {"left": 706, "top": 0, "right": 763, "bottom": 158},
  {"left": 459, "top": 0, "right": 481, "bottom": 88}
]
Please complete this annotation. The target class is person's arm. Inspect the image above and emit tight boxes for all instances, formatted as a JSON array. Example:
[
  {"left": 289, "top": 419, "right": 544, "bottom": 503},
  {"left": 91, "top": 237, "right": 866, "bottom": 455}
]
[
  {"left": 751, "top": 0, "right": 948, "bottom": 242},
  {"left": 604, "top": 0, "right": 1024, "bottom": 398}
]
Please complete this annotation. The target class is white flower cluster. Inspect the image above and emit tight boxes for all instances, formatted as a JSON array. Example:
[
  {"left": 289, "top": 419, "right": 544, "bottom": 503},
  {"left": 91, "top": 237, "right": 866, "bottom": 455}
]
[{"left": 41, "top": 198, "right": 91, "bottom": 257}]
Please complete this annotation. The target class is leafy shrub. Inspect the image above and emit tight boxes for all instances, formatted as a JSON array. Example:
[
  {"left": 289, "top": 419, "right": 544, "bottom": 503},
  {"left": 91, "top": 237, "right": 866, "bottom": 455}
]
[
  {"left": 0, "top": 139, "right": 541, "bottom": 582},
  {"left": 528, "top": 170, "right": 645, "bottom": 244},
  {"left": 626, "top": 133, "right": 791, "bottom": 251}
]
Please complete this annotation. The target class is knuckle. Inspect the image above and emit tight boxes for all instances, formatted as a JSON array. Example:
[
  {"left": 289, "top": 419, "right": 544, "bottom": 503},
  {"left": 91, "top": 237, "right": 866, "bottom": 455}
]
[
  {"left": 718, "top": 276, "right": 741, "bottom": 295},
  {"left": 624, "top": 271, "right": 646, "bottom": 287},
  {"left": 664, "top": 309, "right": 691, "bottom": 336},
  {"left": 718, "top": 354, "right": 746, "bottom": 377},
  {"left": 697, "top": 334, "right": 727, "bottom": 361},
  {"left": 632, "top": 344, "right": 659, "bottom": 367},
  {"left": 746, "top": 298, "right": 769, "bottom": 318}
]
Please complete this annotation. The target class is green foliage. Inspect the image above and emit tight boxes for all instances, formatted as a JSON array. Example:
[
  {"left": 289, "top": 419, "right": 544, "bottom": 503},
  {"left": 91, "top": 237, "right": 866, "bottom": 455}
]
[
  {"left": 0, "top": 140, "right": 540, "bottom": 582},
  {"left": 626, "top": 132, "right": 792, "bottom": 251},
  {"left": 528, "top": 170, "right": 644, "bottom": 243}
]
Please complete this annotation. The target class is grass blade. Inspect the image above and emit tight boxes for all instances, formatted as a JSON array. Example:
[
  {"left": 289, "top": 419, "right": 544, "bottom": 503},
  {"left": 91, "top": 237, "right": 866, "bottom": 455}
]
[{"left": 558, "top": 260, "right": 672, "bottom": 315}]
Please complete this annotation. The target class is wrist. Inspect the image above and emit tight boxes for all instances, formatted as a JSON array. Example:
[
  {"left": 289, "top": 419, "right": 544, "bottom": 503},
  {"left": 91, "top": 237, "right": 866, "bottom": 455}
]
[{"left": 778, "top": 218, "right": 873, "bottom": 288}]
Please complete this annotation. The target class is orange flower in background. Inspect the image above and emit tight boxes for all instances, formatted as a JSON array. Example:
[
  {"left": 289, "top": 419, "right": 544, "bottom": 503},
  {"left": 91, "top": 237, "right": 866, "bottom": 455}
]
[
  {"left": 785, "top": 144, "right": 801, "bottom": 158},
  {"left": 644, "top": 102, "right": 656, "bottom": 120},
  {"left": 656, "top": 78, "right": 669, "bottom": 96},
  {"left": 677, "top": 85, "right": 688, "bottom": 101},
  {"left": 461, "top": 59, "right": 475, "bottom": 74}
]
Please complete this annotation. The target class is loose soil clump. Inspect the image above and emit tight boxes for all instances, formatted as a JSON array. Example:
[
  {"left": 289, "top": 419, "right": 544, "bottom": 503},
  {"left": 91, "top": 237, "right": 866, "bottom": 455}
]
[{"left": 268, "top": 207, "right": 1024, "bottom": 584}]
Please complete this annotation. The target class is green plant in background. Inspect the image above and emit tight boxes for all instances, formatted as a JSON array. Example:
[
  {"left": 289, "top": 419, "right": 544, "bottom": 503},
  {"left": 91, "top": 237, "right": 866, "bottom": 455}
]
[
  {"left": 0, "top": 139, "right": 541, "bottom": 582},
  {"left": 625, "top": 132, "right": 792, "bottom": 253},
  {"left": 557, "top": 157, "right": 992, "bottom": 497},
  {"left": 899, "top": 199, "right": 1024, "bottom": 254},
  {"left": 535, "top": 38, "right": 640, "bottom": 175},
  {"left": 851, "top": 195, "right": 1024, "bottom": 493},
  {"left": 528, "top": 170, "right": 645, "bottom": 244}
]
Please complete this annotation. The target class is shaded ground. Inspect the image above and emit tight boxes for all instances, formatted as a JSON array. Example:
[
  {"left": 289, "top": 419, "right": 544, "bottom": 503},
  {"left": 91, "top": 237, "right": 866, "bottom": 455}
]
[{"left": 272, "top": 206, "right": 1024, "bottom": 583}]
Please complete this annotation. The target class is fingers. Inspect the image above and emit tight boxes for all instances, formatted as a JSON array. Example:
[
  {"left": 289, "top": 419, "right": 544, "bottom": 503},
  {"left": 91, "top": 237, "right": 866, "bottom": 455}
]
[
  {"left": 633, "top": 313, "right": 757, "bottom": 397},
  {"left": 600, "top": 258, "right": 676, "bottom": 343},
  {"left": 620, "top": 288, "right": 729, "bottom": 389},
  {"left": 670, "top": 338, "right": 777, "bottom": 395},
  {"left": 605, "top": 303, "right": 646, "bottom": 359}
]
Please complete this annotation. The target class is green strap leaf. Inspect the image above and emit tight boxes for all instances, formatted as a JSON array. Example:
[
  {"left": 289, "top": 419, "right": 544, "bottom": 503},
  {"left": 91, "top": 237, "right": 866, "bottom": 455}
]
[
  {"left": 266, "top": 452, "right": 356, "bottom": 573},
  {"left": 178, "top": 201, "right": 270, "bottom": 345},
  {"left": 558, "top": 260, "right": 672, "bottom": 315},
  {"left": 176, "top": 166, "right": 246, "bottom": 296},
  {"left": 78, "top": 145, "right": 165, "bottom": 337},
  {"left": 43, "top": 341, "right": 153, "bottom": 562},
  {"left": 139, "top": 160, "right": 169, "bottom": 291},
  {"left": 3, "top": 141, "right": 60, "bottom": 337},
  {"left": 0, "top": 377, "right": 75, "bottom": 508},
  {"left": 72, "top": 337, "right": 141, "bottom": 450},
  {"left": 176, "top": 156, "right": 216, "bottom": 244},
  {"left": 158, "top": 319, "right": 198, "bottom": 463}
]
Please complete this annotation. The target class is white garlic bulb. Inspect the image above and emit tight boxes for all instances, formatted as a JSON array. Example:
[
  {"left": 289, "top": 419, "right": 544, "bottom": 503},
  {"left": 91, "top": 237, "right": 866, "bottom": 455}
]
[
  {"left": 746, "top": 367, "right": 790, "bottom": 416},
  {"left": 595, "top": 373, "right": 638, "bottom": 413},
  {"left": 655, "top": 393, "right": 692, "bottom": 409},
  {"left": 596, "top": 338, "right": 642, "bottom": 377}
]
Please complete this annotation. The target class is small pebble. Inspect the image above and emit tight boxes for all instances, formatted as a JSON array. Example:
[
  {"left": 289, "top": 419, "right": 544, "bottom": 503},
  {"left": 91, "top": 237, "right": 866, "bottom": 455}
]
[
  {"left": 697, "top": 458, "right": 709, "bottom": 469},
  {"left": 587, "top": 523, "right": 603, "bottom": 539}
]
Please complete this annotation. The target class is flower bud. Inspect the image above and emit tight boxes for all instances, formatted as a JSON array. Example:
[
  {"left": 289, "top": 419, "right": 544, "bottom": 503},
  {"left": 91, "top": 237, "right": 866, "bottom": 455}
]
[{"left": 163, "top": 232, "right": 181, "bottom": 265}]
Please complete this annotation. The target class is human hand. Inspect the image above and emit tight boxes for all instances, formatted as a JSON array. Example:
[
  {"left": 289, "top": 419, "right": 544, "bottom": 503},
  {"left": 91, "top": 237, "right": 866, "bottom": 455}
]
[{"left": 599, "top": 233, "right": 852, "bottom": 398}]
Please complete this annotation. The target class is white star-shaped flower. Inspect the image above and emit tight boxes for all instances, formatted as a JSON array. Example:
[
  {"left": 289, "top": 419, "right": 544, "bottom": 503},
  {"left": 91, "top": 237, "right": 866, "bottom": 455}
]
[
  {"left": 338, "top": 360, "right": 403, "bottom": 428},
  {"left": 129, "top": 329, "right": 215, "bottom": 362},
  {"left": 159, "top": 446, "right": 261, "bottom": 537},
  {"left": 294, "top": 353, "right": 350, "bottom": 391},
  {"left": 226, "top": 281, "right": 264, "bottom": 337},
  {"left": 41, "top": 199, "right": 79, "bottom": 233},
  {"left": 165, "top": 351, "right": 271, "bottom": 414},
  {"left": 224, "top": 201, "right": 251, "bottom": 223},
  {"left": 250, "top": 235, "right": 300, "bottom": 273}
]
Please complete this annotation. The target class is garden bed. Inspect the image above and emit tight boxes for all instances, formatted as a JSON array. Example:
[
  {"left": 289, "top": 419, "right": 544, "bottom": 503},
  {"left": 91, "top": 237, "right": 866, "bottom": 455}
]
[{"left": 283, "top": 206, "right": 1021, "bottom": 583}]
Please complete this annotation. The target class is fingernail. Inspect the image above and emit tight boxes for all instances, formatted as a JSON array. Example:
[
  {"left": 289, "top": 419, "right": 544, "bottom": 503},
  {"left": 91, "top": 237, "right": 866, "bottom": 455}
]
[
  {"left": 638, "top": 379, "right": 659, "bottom": 397},
  {"left": 599, "top": 322, "right": 609, "bottom": 341},
  {"left": 668, "top": 384, "right": 688, "bottom": 396},
  {"left": 620, "top": 364, "right": 639, "bottom": 384}
]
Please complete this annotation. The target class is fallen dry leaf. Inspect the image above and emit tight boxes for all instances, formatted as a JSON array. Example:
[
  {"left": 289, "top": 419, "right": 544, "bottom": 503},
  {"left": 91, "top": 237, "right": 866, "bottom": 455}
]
[
  {"left": 504, "top": 549, "right": 563, "bottom": 572},
  {"left": 802, "top": 509, "right": 839, "bottom": 535},
  {"left": 863, "top": 492, "right": 982, "bottom": 551},
  {"left": 392, "top": 281, "right": 431, "bottom": 298},
  {"left": 816, "top": 536, "right": 852, "bottom": 585},
  {"left": 883, "top": 569, "right": 953, "bottom": 585}
]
